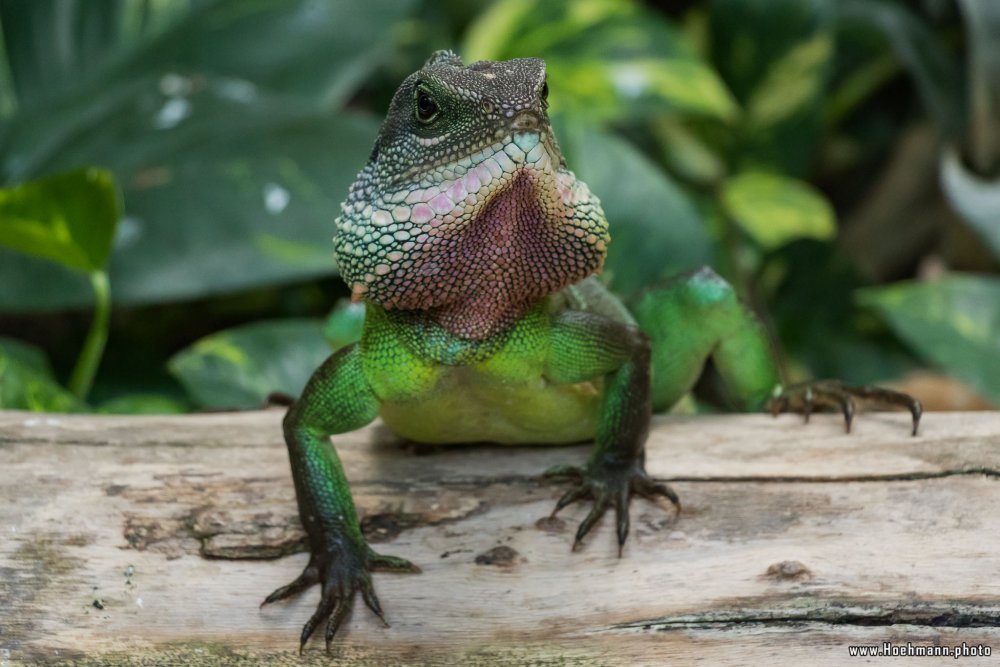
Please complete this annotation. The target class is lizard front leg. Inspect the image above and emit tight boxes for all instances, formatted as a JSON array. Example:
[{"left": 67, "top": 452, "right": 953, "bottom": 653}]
[
  {"left": 262, "top": 345, "right": 419, "bottom": 652},
  {"left": 544, "top": 311, "right": 680, "bottom": 555}
]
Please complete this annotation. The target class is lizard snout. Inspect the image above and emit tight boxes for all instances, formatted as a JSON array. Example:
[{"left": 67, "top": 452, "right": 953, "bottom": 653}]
[{"left": 511, "top": 111, "right": 541, "bottom": 133}]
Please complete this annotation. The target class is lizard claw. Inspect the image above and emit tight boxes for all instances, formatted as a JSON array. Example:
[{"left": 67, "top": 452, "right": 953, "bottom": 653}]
[
  {"left": 768, "top": 380, "right": 922, "bottom": 436},
  {"left": 548, "top": 456, "right": 680, "bottom": 555},
  {"left": 262, "top": 544, "right": 419, "bottom": 653},
  {"left": 261, "top": 558, "right": 320, "bottom": 608}
]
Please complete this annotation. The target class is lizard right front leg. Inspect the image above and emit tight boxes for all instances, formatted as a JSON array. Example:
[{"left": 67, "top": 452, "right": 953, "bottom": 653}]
[{"left": 262, "top": 345, "right": 419, "bottom": 652}]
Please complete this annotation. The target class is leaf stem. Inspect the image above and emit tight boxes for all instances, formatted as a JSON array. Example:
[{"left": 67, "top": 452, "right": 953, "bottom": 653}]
[{"left": 69, "top": 271, "right": 111, "bottom": 400}]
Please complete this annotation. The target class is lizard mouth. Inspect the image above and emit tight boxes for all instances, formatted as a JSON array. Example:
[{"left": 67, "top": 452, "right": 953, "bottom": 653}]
[{"left": 334, "top": 131, "right": 609, "bottom": 339}]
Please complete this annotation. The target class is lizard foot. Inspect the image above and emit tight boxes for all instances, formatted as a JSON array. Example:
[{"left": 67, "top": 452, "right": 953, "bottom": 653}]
[
  {"left": 262, "top": 543, "right": 419, "bottom": 653},
  {"left": 767, "top": 380, "right": 922, "bottom": 436},
  {"left": 545, "top": 456, "right": 680, "bottom": 556}
]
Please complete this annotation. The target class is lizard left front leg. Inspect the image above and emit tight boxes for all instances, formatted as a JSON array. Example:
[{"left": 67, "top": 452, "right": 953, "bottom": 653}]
[
  {"left": 262, "top": 346, "right": 419, "bottom": 652},
  {"left": 544, "top": 311, "right": 679, "bottom": 555}
]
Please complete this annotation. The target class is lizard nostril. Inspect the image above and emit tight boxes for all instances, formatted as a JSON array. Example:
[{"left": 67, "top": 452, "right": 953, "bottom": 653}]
[{"left": 511, "top": 111, "right": 540, "bottom": 133}]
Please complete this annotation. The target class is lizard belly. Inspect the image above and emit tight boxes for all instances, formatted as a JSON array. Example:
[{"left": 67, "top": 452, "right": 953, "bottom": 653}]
[{"left": 379, "top": 367, "right": 600, "bottom": 445}]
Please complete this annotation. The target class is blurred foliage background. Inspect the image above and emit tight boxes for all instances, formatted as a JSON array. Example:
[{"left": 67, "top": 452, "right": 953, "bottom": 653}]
[{"left": 0, "top": 0, "right": 997, "bottom": 415}]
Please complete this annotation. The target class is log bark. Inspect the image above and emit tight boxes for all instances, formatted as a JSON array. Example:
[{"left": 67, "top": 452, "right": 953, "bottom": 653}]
[{"left": 1, "top": 410, "right": 998, "bottom": 665}]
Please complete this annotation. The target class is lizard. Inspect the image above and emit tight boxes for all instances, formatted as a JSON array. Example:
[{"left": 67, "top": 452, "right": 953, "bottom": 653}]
[{"left": 261, "top": 50, "right": 922, "bottom": 651}]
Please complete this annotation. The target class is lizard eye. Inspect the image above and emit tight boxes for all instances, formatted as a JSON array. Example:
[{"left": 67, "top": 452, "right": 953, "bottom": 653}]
[
  {"left": 415, "top": 88, "right": 439, "bottom": 124},
  {"left": 541, "top": 79, "right": 549, "bottom": 103}
]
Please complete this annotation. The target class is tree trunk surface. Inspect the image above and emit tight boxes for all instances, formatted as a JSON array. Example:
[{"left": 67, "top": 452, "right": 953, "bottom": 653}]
[{"left": 1, "top": 410, "right": 998, "bottom": 666}]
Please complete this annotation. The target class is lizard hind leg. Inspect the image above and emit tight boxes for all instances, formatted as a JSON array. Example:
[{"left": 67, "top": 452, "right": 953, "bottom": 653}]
[
  {"left": 632, "top": 267, "right": 922, "bottom": 435},
  {"left": 630, "top": 266, "right": 780, "bottom": 413},
  {"left": 769, "top": 380, "right": 923, "bottom": 436}
]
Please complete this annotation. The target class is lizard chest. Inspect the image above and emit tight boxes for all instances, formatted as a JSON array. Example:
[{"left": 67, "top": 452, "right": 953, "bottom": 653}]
[
  {"left": 360, "top": 306, "right": 601, "bottom": 445},
  {"left": 377, "top": 365, "right": 601, "bottom": 445}
]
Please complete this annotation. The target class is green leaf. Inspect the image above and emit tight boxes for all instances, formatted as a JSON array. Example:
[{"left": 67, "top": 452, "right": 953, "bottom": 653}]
[
  {"left": 560, "top": 122, "right": 713, "bottom": 295},
  {"left": 0, "top": 109, "right": 381, "bottom": 311},
  {"left": 653, "top": 117, "right": 726, "bottom": 185},
  {"left": 323, "top": 300, "right": 366, "bottom": 351},
  {"left": 0, "top": 0, "right": 415, "bottom": 311},
  {"left": 744, "top": 33, "right": 833, "bottom": 127},
  {"left": 710, "top": 0, "right": 835, "bottom": 174},
  {"left": 461, "top": 0, "right": 543, "bottom": 64},
  {"left": 464, "top": 0, "right": 627, "bottom": 62},
  {"left": 168, "top": 319, "right": 330, "bottom": 410},
  {"left": 940, "top": 147, "right": 1000, "bottom": 260},
  {"left": 606, "top": 58, "right": 738, "bottom": 120},
  {"left": 463, "top": 0, "right": 736, "bottom": 121},
  {"left": 722, "top": 172, "right": 836, "bottom": 249},
  {"left": 0, "top": 335, "right": 50, "bottom": 373},
  {"left": 103, "top": 112, "right": 377, "bottom": 306},
  {"left": 0, "top": 0, "right": 127, "bottom": 110},
  {"left": 0, "top": 337, "right": 86, "bottom": 412},
  {"left": 119, "top": 0, "right": 409, "bottom": 104},
  {"left": 0, "top": 168, "right": 120, "bottom": 273},
  {"left": 858, "top": 275, "right": 1000, "bottom": 403},
  {"left": 4, "top": 0, "right": 414, "bottom": 116}
]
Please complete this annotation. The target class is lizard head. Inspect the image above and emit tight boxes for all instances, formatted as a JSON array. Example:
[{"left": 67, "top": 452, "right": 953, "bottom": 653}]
[{"left": 334, "top": 50, "right": 610, "bottom": 339}]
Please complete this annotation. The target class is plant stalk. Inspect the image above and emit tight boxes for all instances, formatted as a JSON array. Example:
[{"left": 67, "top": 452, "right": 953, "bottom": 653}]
[{"left": 69, "top": 271, "right": 111, "bottom": 400}]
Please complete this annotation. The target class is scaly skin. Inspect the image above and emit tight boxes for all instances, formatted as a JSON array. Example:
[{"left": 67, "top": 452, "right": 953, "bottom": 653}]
[{"left": 263, "top": 51, "right": 922, "bottom": 652}]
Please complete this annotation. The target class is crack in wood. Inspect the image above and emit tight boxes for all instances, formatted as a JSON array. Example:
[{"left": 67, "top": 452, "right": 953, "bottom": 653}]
[
  {"left": 661, "top": 467, "right": 1000, "bottom": 483},
  {"left": 425, "top": 467, "right": 1000, "bottom": 488},
  {"left": 612, "top": 603, "right": 1000, "bottom": 631}
]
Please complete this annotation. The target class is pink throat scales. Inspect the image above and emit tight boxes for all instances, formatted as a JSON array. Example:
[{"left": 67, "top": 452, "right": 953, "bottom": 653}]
[{"left": 388, "top": 170, "right": 604, "bottom": 340}]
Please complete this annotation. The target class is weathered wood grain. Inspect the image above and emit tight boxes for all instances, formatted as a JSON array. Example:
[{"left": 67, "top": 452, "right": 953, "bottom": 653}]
[{"left": 1, "top": 410, "right": 998, "bottom": 666}]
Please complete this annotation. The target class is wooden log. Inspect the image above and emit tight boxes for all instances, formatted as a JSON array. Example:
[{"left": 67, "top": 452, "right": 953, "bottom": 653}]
[{"left": 1, "top": 410, "right": 998, "bottom": 665}]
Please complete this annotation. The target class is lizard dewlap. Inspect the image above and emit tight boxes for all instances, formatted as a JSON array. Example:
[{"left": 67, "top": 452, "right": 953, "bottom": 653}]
[{"left": 334, "top": 50, "right": 609, "bottom": 340}]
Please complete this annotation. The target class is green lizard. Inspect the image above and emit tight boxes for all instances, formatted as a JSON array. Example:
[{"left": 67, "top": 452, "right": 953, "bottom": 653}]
[{"left": 262, "top": 51, "right": 921, "bottom": 650}]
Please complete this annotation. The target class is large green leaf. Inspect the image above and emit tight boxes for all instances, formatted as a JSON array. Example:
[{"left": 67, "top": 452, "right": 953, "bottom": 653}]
[
  {"left": 0, "top": 167, "right": 120, "bottom": 273},
  {"left": 168, "top": 318, "right": 330, "bottom": 410},
  {"left": 560, "top": 122, "right": 713, "bottom": 295},
  {"left": 0, "top": 0, "right": 128, "bottom": 110},
  {"left": 0, "top": 104, "right": 380, "bottom": 311},
  {"left": 116, "top": 0, "right": 405, "bottom": 103},
  {"left": 722, "top": 171, "right": 836, "bottom": 249},
  {"left": 858, "top": 274, "right": 1000, "bottom": 403},
  {"left": 2, "top": 0, "right": 410, "bottom": 117},
  {"left": 463, "top": 0, "right": 737, "bottom": 121},
  {"left": 0, "top": 337, "right": 86, "bottom": 412},
  {"left": 710, "top": 0, "right": 835, "bottom": 174},
  {"left": 0, "top": 0, "right": 415, "bottom": 311}
]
